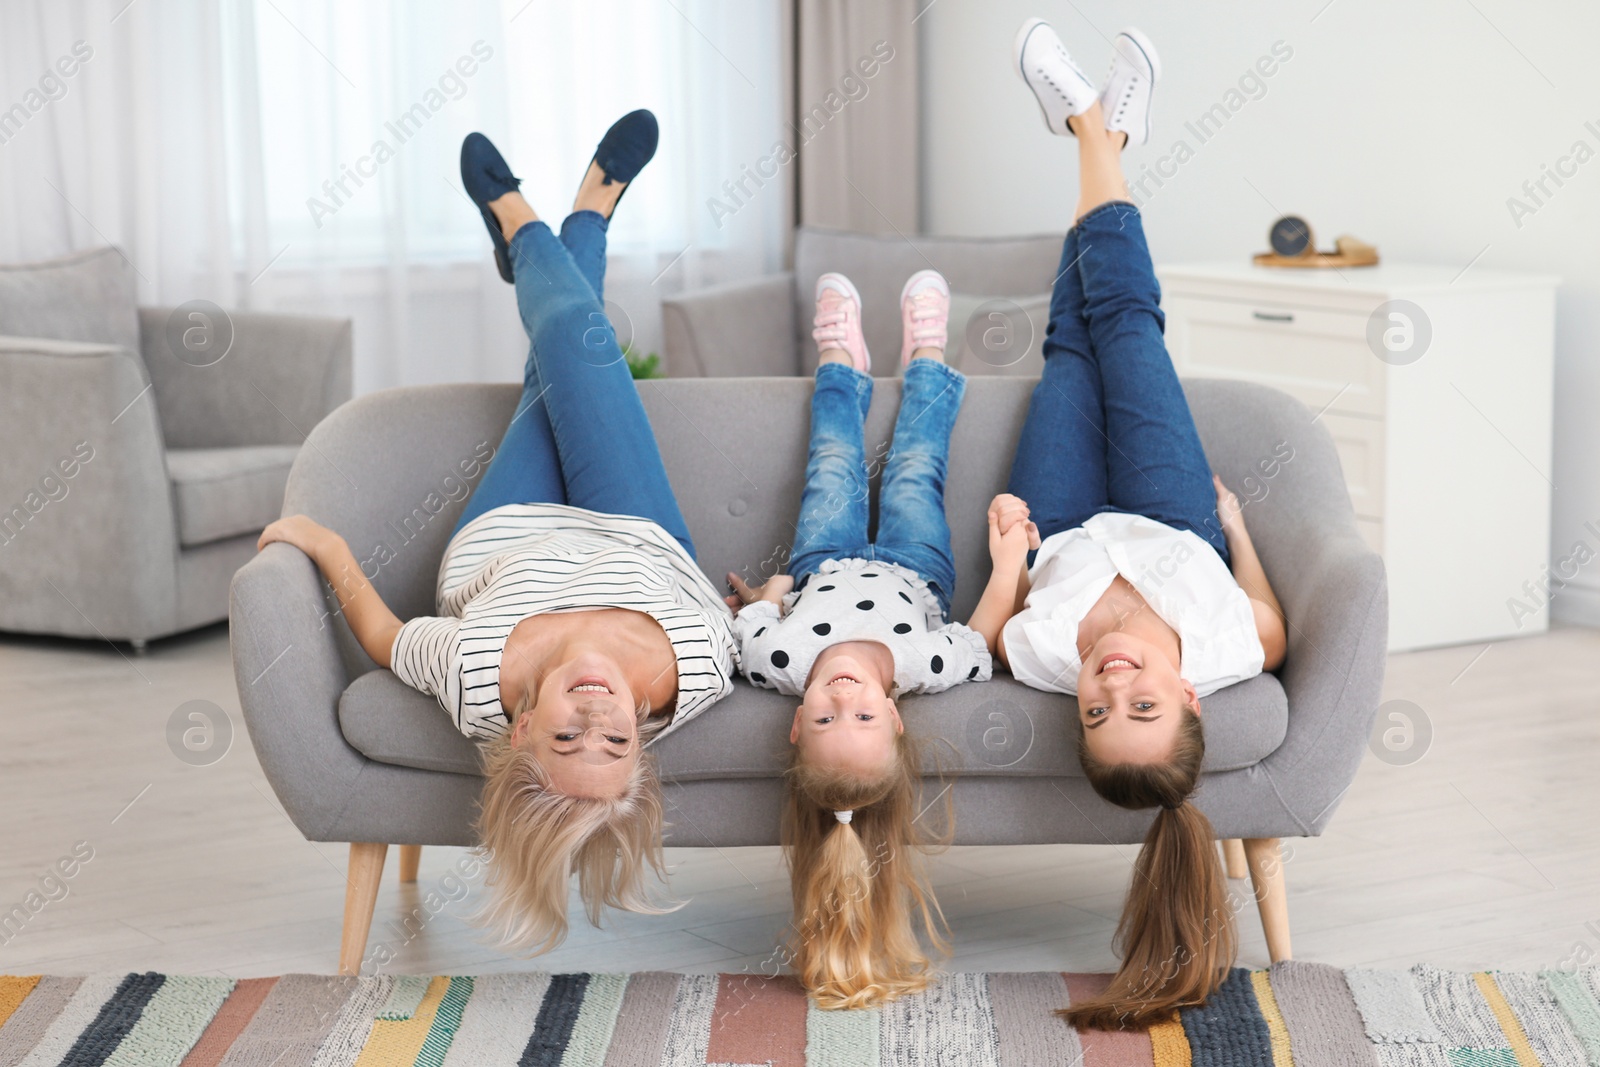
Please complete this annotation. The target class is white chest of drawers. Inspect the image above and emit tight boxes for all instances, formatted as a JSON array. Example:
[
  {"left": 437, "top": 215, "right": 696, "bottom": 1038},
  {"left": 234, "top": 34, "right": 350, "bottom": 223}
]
[{"left": 1156, "top": 261, "right": 1558, "bottom": 652}]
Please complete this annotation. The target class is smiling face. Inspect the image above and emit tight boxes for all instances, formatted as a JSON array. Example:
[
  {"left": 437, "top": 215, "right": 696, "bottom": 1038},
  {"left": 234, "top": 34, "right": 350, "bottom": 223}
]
[
  {"left": 791, "top": 649, "right": 903, "bottom": 777},
  {"left": 509, "top": 651, "right": 642, "bottom": 798},
  {"left": 1075, "top": 631, "right": 1200, "bottom": 765}
]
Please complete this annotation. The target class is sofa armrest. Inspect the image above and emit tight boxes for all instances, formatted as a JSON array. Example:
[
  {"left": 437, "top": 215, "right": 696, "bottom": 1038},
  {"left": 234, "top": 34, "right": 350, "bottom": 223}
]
[
  {"left": 230, "top": 542, "right": 365, "bottom": 841},
  {"left": 0, "top": 335, "right": 180, "bottom": 640},
  {"left": 139, "top": 306, "right": 353, "bottom": 449},
  {"left": 661, "top": 273, "right": 796, "bottom": 377},
  {"left": 1259, "top": 529, "right": 1388, "bottom": 835}
]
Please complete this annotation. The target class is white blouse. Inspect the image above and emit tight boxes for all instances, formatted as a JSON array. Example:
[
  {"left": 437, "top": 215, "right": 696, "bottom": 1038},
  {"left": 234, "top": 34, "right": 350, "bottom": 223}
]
[
  {"left": 389, "top": 503, "right": 738, "bottom": 742},
  {"left": 1002, "top": 512, "right": 1264, "bottom": 697},
  {"left": 733, "top": 557, "right": 991, "bottom": 697}
]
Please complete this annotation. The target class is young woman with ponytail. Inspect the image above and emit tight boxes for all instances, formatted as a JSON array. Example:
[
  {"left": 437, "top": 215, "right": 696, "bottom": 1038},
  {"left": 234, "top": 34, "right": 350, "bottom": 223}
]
[{"left": 966, "top": 21, "right": 1290, "bottom": 1029}]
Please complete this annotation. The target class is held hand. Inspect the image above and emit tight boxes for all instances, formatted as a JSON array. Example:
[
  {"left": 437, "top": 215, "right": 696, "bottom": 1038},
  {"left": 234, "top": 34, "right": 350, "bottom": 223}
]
[
  {"left": 258, "top": 515, "right": 339, "bottom": 561},
  {"left": 725, "top": 572, "right": 794, "bottom": 615},
  {"left": 988, "top": 511, "right": 1039, "bottom": 569},
  {"left": 1213, "top": 475, "right": 1246, "bottom": 537},
  {"left": 988, "top": 493, "right": 1033, "bottom": 537}
]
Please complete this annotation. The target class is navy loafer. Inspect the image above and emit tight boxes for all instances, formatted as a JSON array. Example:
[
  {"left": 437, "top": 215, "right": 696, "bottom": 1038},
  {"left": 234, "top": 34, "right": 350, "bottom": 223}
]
[
  {"left": 589, "top": 109, "right": 658, "bottom": 219},
  {"left": 460, "top": 132, "right": 522, "bottom": 284}
]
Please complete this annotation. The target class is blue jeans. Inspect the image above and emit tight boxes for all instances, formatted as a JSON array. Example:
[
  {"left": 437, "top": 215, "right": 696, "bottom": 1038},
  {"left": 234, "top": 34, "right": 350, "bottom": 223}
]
[
  {"left": 451, "top": 211, "right": 695, "bottom": 556},
  {"left": 787, "top": 359, "right": 967, "bottom": 619},
  {"left": 1006, "top": 201, "right": 1228, "bottom": 565}
]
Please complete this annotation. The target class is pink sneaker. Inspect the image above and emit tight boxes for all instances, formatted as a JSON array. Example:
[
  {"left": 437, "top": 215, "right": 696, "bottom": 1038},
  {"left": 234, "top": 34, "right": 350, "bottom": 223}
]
[
  {"left": 812, "top": 273, "right": 870, "bottom": 372},
  {"left": 899, "top": 269, "right": 950, "bottom": 367}
]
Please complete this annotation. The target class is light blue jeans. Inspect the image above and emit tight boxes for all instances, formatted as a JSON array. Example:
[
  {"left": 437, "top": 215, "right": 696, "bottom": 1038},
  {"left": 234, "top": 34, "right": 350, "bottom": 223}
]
[
  {"left": 787, "top": 359, "right": 967, "bottom": 619},
  {"left": 451, "top": 211, "right": 696, "bottom": 558}
]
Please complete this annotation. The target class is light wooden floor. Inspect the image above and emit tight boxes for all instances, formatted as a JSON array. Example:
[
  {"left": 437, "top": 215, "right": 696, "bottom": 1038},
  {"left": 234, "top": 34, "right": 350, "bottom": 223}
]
[{"left": 1, "top": 623, "right": 1596, "bottom": 979}]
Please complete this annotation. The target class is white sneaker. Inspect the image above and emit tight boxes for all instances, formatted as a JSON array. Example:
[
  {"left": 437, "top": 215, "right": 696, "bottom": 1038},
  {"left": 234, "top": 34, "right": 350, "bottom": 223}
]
[
  {"left": 1101, "top": 28, "right": 1161, "bottom": 146},
  {"left": 1013, "top": 18, "right": 1098, "bottom": 137}
]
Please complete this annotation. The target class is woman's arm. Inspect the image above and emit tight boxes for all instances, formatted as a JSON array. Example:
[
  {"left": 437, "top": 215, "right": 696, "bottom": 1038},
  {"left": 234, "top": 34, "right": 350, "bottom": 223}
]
[
  {"left": 1213, "top": 477, "right": 1287, "bottom": 671},
  {"left": 968, "top": 495, "right": 1040, "bottom": 665},
  {"left": 258, "top": 515, "right": 404, "bottom": 668}
]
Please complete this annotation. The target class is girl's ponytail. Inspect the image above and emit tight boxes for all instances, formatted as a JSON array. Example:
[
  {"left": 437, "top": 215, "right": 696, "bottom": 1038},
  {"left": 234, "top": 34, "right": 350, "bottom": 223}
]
[
  {"left": 782, "top": 734, "right": 949, "bottom": 1009},
  {"left": 1062, "top": 708, "right": 1234, "bottom": 1030}
]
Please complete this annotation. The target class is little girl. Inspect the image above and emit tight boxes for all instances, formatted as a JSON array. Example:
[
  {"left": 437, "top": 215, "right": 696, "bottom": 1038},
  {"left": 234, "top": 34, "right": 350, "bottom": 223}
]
[{"left": 727, "top": 271, "right": 1024, "bottom": 1008}]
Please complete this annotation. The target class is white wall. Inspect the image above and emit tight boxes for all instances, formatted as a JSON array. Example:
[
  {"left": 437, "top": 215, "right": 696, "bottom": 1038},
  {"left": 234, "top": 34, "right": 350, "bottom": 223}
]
[{"left": 920, "top": 0, "right": 1600, "bottom": 627}]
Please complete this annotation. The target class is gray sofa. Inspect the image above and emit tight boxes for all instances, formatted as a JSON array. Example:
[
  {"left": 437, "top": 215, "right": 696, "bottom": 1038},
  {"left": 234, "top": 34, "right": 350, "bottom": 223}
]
[
  {"left": 230, "top": 375, "right": 1387, "bottom": 975},
  {"left": 662, "top": 227, "right": 1066, "bottom": 378},
  {"left": 0, "top": 247, "right": 352, "bottom": 647}
]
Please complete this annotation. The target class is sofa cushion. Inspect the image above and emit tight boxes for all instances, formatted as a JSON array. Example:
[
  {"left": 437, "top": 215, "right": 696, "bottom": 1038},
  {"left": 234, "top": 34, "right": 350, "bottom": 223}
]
[
  {"left": 0, "top": 246, "right": 140, "bottom": 352},
  {"left": 336, "top": 667, "right": 1288, "bottom": 782},
  {"left": 166, "top": 445, "right": 299, "bottom": 546},
  {"left": 340, "top": 670, "right": 485, "bottom": 776}
]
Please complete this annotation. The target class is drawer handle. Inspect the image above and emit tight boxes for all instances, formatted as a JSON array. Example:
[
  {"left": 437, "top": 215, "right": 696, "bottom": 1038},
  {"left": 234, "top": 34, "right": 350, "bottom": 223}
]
[{"left": 1252, "top": 310, "right": 1295, "bottom": 323}]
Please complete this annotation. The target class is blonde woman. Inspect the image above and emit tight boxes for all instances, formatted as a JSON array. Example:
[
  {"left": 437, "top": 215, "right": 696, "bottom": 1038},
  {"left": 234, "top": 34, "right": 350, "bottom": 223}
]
[
  {"left": 258, "top": 113, "right": 738, "bottom": 954},
  {"left": 967, "top": 22, "right": 1289, "bottom": 1028}
]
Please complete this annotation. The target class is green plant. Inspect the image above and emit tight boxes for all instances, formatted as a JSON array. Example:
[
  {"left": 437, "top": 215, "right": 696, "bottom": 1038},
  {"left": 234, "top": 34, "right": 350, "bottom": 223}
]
[{"left": 622, "top": 343, "right": 664, "bottom": 380}]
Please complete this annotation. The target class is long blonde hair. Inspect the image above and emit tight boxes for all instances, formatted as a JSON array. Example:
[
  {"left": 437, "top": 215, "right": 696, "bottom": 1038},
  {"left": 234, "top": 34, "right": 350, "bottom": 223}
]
[
  {"left": 471, "top": 699, "right": 673, "bottom": 954},
  {"left": 1061, "top": 707, "right": 1234, "bottom": 1030},
  {"left": 781, "top": 732, "right": 951, "bottom": 1009}
]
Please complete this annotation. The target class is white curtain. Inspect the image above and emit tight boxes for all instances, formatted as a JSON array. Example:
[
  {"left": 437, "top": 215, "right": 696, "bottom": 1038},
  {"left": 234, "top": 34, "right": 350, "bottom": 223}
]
[{"left": 0, "top": 0, "right": 788, "bottom": 390}]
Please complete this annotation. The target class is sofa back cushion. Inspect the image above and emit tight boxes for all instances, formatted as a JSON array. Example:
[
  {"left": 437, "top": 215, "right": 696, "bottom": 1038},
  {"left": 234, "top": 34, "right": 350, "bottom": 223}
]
[
  {"left": 792, "top": 228, "right": 1065, "bottom": 377},
  {"left": 290, "top": 375, "right": 1329, "bottom": 644},
  {"left": 136, "top": 306, "right": 353, "bottom": 449},
  {"left": 0, "top": 246, "right": 140, "bottom": 352}
]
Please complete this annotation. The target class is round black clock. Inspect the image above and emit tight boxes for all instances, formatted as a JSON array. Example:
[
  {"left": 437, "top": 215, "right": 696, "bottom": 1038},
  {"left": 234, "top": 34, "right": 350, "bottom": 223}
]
[{"left": 1269, "top": 215, "right": 1314, "bottom": 258}]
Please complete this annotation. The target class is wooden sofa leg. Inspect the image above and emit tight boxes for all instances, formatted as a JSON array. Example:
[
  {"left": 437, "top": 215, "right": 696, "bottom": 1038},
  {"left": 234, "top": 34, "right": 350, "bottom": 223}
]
[
  {"left": 1222, "top": 838, "right": 1247, "bottom": 880},
  {"left": 1243, "top": 837, "right": 1292, "bottom": 962},
  {"left": 399, "top": 845, "right": 421, "bottom": 883},
  {"left": 339, "top": 842, "right": 388, "bottom": 976}
]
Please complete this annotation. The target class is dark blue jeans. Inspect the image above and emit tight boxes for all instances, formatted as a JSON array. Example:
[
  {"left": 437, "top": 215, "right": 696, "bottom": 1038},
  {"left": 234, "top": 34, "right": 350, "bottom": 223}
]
[
  {"left": 452, "top": 211, "right": 695, "bottom": 557},
  {"left": 1006, "top": 201, "right": 1228, "bottom": 565},
  {"left": 787, "top": 360, "right": 967, "bottom": 619}
]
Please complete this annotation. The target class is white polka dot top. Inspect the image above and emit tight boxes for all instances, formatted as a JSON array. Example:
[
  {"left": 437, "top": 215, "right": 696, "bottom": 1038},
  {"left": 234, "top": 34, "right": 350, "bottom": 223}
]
[{"left": 732, "top": 557, "right": 992, "bottom": 697}]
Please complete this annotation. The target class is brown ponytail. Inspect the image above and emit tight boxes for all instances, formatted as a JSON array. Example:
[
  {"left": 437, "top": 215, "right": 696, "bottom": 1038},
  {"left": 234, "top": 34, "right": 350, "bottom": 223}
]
[
  {"left": 781, "top": 732, "right": 950, "bottom": 1009},
  {"left": 1060, "top": 707, "right": 1235, "bottom": 1030}
]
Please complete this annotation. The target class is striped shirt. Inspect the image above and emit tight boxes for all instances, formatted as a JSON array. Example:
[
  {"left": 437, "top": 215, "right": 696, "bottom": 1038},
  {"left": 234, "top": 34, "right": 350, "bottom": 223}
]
[{"left": 389, "top": 503, "right": 738, "bottom": 742}]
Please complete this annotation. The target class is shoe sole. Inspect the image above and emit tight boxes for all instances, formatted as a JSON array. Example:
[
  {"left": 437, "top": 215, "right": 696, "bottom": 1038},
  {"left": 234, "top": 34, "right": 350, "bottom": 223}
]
[
  {"left": 815, "top": 272, "right": 870, "bottom": 372},
  {"left": 1108, "top": 27, "right": 1161, "bottom": 146},
  {"left": 900, "top": 269, "right": 950, "bottom": 368}
]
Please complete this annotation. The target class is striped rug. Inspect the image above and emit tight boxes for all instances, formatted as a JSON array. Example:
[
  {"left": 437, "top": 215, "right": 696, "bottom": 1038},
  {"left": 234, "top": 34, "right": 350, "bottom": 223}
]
[{"left": 2, "top": 963, "right": 1598, "bottom": 1065}]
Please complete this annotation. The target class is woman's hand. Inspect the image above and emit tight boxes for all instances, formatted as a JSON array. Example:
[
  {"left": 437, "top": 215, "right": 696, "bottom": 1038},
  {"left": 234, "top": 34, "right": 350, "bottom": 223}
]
[
  {"left": 987, "top": 509, "right": 1040, "bottom": 571},
  {"left": 988, "top": 492, "right": 1040, "bottom": 568},
  {"left": 259, "top": 515, "right": 401, "bottom": 667},
  {"left": 1213, "top": 476, "right": 1247, "bottom": 539},
  {"left": 725, "top": 572, "right": 795, "bottom": 615},
  {"left": 1213, "top": 475, "right": 1286, "bottom": 670},
  {"left": 258, "top": 514, "right": 341, "bottom": 562},
  {"left": 988, "top": 493, "right": 1033, "bottom": 537},
  {"left": 972, "top": 495, "right": 1038, "bottom": 663}
]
